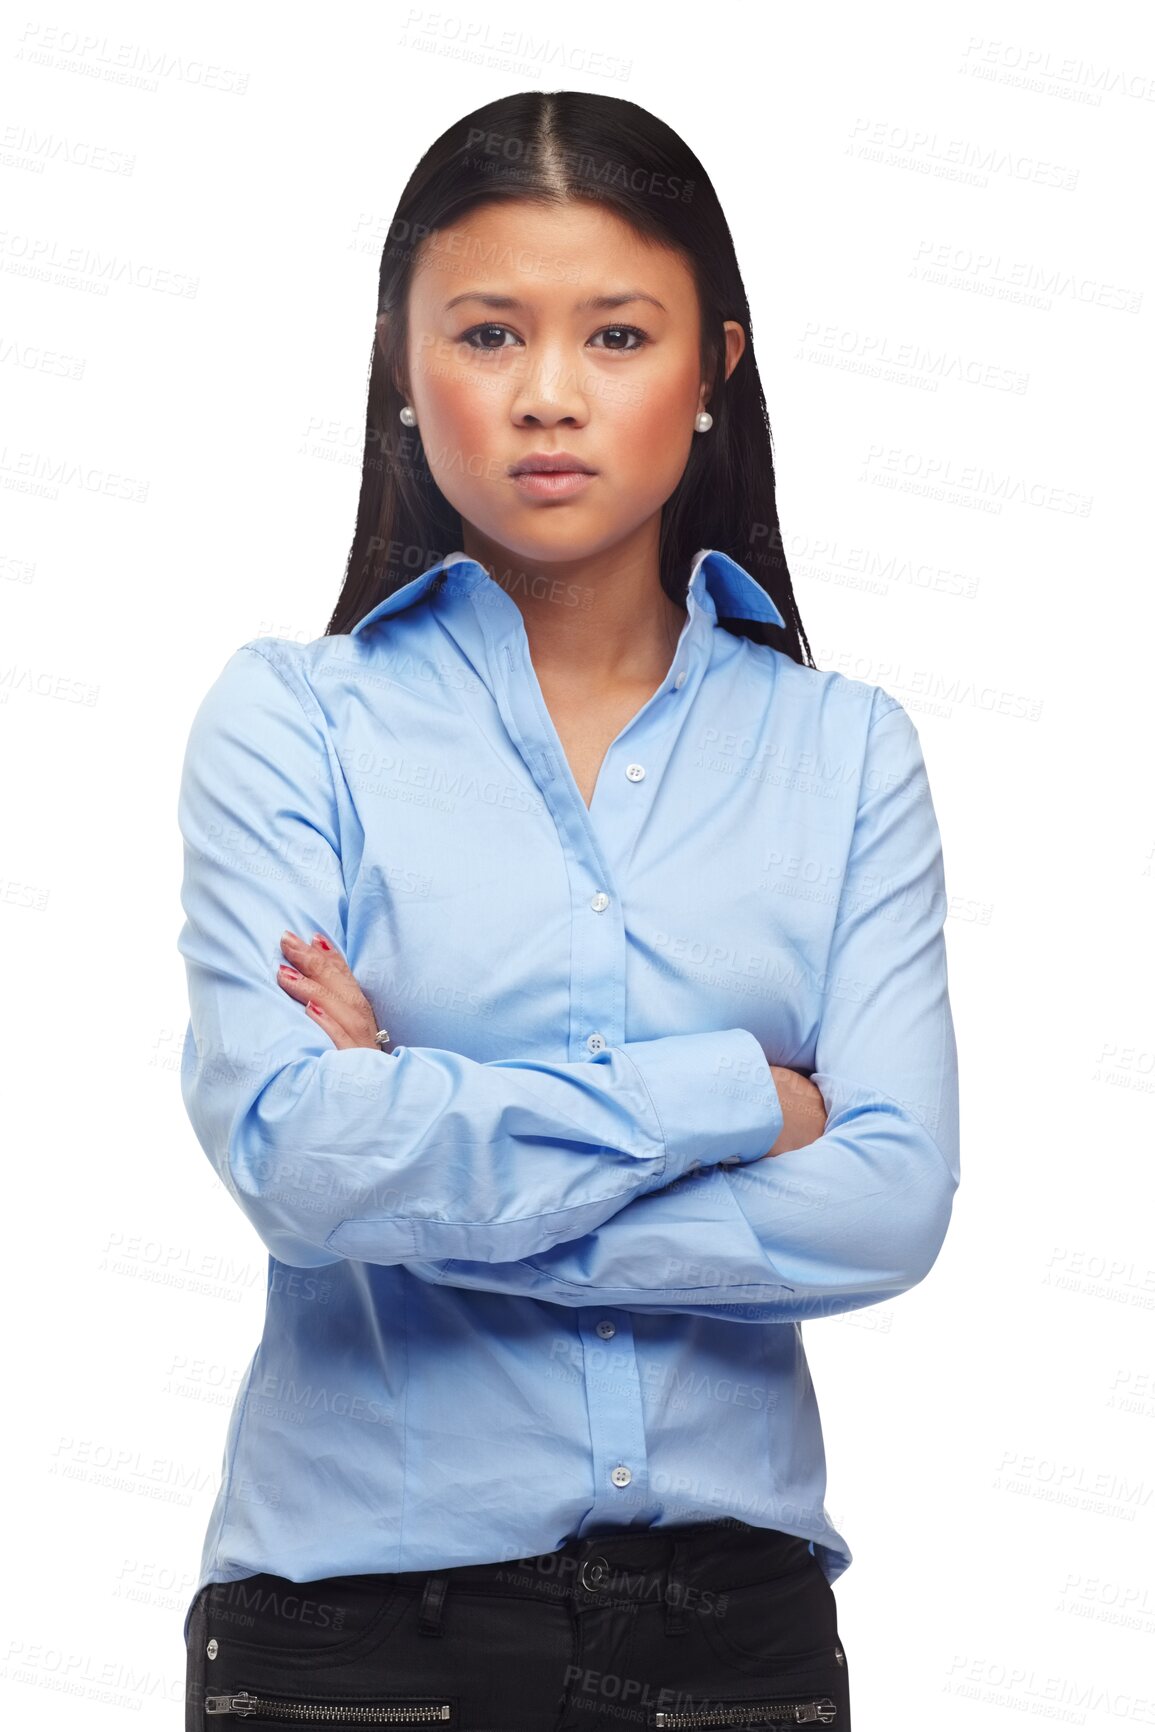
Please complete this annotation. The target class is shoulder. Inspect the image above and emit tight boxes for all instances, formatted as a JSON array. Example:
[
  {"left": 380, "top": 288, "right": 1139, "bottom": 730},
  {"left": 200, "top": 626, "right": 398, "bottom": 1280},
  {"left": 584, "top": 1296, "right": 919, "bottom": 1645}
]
[
  {"left": 184, "top": 635, "right": 349, "bottom": 762},
  {"left": 216, "top": 631, "right": 371, "bottom": 725},
  {"left": 743, "top": 637, "right": 906, "bottom": 736},
  {"left": 733, "top": 640, "right": 923, "bottom": 817}
]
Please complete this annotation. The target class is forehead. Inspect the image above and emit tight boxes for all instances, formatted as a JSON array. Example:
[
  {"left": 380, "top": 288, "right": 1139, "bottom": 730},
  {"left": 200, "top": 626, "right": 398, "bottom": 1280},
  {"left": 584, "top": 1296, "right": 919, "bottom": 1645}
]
[{"left": 409, "top": 200, "right": 694, "bottom": 308}]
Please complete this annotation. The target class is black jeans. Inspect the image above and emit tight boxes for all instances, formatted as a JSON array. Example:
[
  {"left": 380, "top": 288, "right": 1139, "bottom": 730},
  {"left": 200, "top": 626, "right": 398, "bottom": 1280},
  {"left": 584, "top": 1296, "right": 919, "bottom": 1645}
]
[{"left": 184, "top": 1519, "right": 851, "bottom": 1729}]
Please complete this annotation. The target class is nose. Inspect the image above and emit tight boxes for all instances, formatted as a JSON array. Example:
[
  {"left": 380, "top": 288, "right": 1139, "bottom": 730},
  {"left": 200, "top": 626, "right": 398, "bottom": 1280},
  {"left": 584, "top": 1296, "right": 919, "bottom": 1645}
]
[{"left": 509, "top": 340, "right": 589, "bottom": 428}]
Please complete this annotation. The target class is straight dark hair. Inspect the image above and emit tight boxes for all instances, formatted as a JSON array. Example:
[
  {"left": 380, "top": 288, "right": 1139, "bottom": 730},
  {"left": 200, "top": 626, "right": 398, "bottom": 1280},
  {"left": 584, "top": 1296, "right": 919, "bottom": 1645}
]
[{"left": 325, "top": 88, "right": 814, "bottom": 668}]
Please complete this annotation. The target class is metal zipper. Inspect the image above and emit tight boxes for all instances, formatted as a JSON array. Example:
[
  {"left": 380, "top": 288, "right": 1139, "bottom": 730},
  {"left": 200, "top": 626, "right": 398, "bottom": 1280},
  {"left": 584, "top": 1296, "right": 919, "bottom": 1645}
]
[
  {"left": 204, "top": 1691, "right": 451, "bottom": 1722},
  {"left": 650, "top": 1698, "right": 837, "bottom": 1728}
]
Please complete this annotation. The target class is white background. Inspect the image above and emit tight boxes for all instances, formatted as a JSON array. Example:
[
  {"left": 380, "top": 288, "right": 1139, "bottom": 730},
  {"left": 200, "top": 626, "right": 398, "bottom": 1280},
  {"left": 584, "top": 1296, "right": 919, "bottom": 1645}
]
[{"left": 2, "top": 1, "right": 1153, "bottom": 1726}]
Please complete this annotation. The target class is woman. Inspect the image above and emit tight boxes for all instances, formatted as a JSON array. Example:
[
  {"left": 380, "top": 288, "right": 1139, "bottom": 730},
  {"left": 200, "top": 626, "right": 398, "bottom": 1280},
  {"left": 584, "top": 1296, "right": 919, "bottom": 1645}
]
[{"left": 177, "top": 89, "right": 959, "bottom": 1730}]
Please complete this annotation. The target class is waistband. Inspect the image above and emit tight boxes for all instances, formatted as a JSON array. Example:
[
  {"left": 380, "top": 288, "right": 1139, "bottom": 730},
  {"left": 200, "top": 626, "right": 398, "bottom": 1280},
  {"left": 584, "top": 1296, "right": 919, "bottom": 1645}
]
[{"left": 390, "top": 1519, "right": 814, "bottom": 1611}]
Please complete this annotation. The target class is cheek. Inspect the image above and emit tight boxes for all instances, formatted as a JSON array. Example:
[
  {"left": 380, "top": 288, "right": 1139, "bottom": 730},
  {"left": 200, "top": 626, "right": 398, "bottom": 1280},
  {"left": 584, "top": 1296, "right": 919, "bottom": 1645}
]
[
  {"left": 416, "top": 372, "right": 508, "bottom": 514},
  {"left": 422, "top": 370, "right": 493, "bottom": 460},
  {"left": 608, "top": 377, "right": 695, "bottom": 489}
]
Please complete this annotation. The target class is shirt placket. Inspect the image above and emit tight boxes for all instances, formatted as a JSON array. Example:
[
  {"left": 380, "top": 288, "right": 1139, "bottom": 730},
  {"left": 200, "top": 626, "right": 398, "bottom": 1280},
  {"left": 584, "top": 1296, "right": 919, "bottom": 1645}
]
[{"left": 454, "top": 570, "right": 715, "bottom": 1528}]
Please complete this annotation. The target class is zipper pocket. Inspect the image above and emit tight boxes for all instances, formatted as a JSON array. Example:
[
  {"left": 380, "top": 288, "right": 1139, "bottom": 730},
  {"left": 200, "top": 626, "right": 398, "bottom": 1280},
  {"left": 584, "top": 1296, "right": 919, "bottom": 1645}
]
[
  {"left": 649, "top": 1698, "right": 837, "bottom": 1728},
  {"left": 204, "top": 1691, "right": 452, "bottom": 1723}
]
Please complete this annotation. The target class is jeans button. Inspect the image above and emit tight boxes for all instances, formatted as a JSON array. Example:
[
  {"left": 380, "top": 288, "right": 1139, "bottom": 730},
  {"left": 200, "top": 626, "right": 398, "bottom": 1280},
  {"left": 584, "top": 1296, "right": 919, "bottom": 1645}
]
[{"left": 580, "top": 1556, "right": 610, "bottom": 1591}]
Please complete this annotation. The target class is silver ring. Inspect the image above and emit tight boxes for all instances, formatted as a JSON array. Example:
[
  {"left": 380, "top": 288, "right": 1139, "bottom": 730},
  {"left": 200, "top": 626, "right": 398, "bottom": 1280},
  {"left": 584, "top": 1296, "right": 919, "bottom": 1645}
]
[{"left": 373, "top": 1028, "right": 391, "bottom": 1049}]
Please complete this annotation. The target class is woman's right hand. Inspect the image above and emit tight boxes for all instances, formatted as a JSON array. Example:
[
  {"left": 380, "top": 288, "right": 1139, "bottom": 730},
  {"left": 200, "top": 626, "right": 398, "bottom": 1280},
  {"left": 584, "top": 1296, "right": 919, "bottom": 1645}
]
[{"left": 763, "top": 1066, "right": 827, "bottom": 1156}]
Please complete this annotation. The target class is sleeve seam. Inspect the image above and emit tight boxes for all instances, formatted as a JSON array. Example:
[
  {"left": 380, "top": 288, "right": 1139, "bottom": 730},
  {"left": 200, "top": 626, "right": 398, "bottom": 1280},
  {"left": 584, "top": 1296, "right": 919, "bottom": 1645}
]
[
  {"left": 824, "top": 696, "right": 884, "bottom": 949},
  {"left": 868, "top": 687, "right": 904, "bottom": 731},
  {"left": 240, "top": 644, "right": 346, "bottom": 854},
  {"left": 825, "top": 689, "right": 916, "bottom": 951},
  {"left": 241, "top": 642, "right": 327, "bottom": 735}
]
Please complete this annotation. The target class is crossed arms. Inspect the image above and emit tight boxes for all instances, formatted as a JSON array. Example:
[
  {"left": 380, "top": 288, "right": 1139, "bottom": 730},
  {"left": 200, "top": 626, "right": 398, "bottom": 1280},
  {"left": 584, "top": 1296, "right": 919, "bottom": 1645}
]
[{"left": 176, "top": 645, "right": 959, "bottom": 1325}]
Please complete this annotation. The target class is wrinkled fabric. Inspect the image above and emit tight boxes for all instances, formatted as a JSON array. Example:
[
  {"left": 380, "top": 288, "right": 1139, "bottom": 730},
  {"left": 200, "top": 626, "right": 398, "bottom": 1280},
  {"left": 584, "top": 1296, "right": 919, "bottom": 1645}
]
[{"left": 176, "top": 546, "right": 959, "bottom": 1643}]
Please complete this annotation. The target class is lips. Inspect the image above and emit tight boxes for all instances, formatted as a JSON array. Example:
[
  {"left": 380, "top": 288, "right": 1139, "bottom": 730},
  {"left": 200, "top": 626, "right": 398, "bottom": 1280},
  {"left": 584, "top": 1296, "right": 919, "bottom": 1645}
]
[{"left": 509, "top": 452, "right": 597, "bottom": 476}]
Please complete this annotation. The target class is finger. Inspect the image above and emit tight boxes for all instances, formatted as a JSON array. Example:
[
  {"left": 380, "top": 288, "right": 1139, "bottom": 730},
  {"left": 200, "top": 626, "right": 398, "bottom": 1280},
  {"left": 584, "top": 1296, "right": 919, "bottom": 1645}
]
[
  {"left": 280, "top": 933, "right": 368, "bottom": 1019},
  {"left": 276, "top": 934, "right": 383, "bottom": 1047},
  {"left": 305, "top": 997, "right": 358, "bottom": 1050},
  {"left": 276, "top": 964, "right": 363, "bottom": 1042},
  {"left": 280, "top": 930, "right": 351, "bottom": 978},
  {"left": 279, "top": 930, "right": 357, "bottom": 983}
]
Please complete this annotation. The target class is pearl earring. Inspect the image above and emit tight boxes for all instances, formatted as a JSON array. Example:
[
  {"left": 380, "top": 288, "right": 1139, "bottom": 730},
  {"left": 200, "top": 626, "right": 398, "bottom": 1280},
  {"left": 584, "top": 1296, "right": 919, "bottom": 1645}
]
[
  {"left": 399, "top": 405, "right": 417, "bottom": 427},
  {"left": 694, "top": 410, "right": 713, "bottom": 432}
]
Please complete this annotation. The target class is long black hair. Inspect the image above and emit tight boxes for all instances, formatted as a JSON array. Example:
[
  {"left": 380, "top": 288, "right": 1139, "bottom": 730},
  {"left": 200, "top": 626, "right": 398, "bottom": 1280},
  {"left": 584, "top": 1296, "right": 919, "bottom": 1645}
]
[{"left": 325, "top": 89, "right": 814, "bottom": 668}]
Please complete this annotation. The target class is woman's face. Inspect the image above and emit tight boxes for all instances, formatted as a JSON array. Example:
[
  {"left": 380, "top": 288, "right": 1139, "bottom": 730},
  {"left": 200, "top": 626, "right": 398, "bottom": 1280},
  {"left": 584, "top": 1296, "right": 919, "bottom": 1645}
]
[{"left": 396, "top": 199, "right": 745, "bottom": 570}]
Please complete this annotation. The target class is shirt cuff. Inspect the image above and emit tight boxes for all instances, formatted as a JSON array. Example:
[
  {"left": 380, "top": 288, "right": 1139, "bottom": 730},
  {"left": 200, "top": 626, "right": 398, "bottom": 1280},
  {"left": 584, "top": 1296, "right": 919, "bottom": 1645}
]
[{"left": 617, "top": 1028, "right": 784, "bottom": 1185}]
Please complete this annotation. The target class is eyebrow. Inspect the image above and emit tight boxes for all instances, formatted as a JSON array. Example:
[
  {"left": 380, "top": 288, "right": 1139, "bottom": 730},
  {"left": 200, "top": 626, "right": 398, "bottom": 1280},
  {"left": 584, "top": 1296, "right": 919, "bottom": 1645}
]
[{"left": 442, "top": 290, "right": 668, "bottom": 314}]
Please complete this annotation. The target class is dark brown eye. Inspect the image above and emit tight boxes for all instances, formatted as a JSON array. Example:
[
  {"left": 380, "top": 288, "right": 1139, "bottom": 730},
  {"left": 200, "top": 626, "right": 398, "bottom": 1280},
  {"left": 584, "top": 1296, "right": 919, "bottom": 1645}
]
[
  {"left": 591, "top": 325, "right": 648, "bottom": 352},
  {"left": 458, "top": 324, "right": 517, "bottom": 351}
]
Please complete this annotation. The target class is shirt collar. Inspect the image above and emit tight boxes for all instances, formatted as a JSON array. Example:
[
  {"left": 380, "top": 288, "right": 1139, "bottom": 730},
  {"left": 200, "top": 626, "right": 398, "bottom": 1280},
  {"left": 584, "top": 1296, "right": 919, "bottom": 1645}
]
[{"left": 349, "top": 547, "right": 785, "bottom": 636}]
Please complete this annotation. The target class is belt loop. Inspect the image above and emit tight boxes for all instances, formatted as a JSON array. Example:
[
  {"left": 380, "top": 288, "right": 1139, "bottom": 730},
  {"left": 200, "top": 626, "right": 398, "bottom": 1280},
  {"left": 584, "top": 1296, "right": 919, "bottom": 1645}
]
[
  {"left": 664, "top": 1538, "right": 691, "bottom": 1636},
  {"left": 418, "top": 1572, "right": 449, "bottom": 1636}
]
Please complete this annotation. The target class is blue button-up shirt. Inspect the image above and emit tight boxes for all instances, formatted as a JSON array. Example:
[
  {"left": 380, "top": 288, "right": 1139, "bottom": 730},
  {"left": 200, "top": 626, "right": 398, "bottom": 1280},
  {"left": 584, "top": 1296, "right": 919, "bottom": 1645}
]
[{"left": 176, "top": 546, "right": 959, "bottom": 1641}]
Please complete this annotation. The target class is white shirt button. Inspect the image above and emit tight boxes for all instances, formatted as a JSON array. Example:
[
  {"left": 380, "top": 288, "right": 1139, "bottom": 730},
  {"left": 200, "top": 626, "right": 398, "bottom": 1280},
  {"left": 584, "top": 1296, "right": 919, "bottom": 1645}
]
[
  {"left": 586, "top": 1032, "right": 606, "bottom": 1053},
  {"left": 611, "top": 1465, "right": 633, "bottom": 1488},
  {"left": 625, "top": 763, "right": 645, "bottom": 782},
  {"left": 674, "top": 669, "right": 687, "bottom": 689},
  {"left": 595, "top": 1320, "right": 616, "bottom": 1339},
  {"left": 590, "top": 891, "right": 610, "bottom": 912}
]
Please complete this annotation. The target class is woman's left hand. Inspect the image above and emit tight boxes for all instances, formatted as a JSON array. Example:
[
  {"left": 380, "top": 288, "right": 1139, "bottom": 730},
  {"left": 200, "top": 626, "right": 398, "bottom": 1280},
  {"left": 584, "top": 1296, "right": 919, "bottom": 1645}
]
[{"left": 276, "top": 930, "right": 388, "bottom": 1052}]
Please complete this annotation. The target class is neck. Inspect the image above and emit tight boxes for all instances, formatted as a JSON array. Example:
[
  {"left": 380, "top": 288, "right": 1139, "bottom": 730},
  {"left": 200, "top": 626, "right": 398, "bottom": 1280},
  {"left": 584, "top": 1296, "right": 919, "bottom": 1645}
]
[{"left": 460, "top": 525, "right": 689, "bottom": 692}]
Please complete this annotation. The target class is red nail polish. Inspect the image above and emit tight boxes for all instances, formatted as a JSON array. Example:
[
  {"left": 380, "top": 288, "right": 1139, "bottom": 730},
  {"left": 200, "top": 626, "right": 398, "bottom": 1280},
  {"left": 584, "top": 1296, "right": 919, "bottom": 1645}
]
[
  {"left": 307, "top": 1000, "right": 324, "bottom": 1015},
  {"left": 279, "top": 965, "right": 301, "bottom": 980},
  {"left": 313, "top": 935, "right": 333, "bottom": 951}
]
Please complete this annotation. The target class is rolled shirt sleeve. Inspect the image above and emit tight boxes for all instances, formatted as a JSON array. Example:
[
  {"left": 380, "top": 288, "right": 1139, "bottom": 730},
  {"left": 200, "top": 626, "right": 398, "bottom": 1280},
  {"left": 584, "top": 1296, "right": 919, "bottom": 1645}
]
[{"left": 177, "top": 645, "right": 785, "bottom": 1270}]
